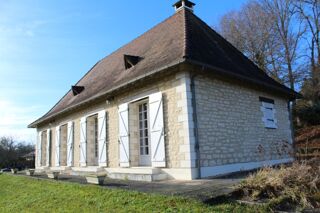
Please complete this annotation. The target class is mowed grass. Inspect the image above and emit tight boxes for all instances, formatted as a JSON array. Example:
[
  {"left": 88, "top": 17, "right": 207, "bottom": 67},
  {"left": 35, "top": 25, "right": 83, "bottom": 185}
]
[{"left": 0, "top": 174, "right": 267, "bottom": 212}]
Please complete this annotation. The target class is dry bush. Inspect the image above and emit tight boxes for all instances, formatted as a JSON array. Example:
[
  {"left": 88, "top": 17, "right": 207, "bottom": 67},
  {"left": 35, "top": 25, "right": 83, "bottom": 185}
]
[
  {"left": 296, "top": 125, "right": 320, "bottom": 144},
  {"left": 236, "top": 160, "right": 320, "bottom": 210}
]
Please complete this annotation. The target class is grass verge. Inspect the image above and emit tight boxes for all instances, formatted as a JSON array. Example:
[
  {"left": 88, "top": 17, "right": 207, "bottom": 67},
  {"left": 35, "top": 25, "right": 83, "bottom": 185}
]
[{"left": 0, "top": 174, "right": 268, "bottom": 212}]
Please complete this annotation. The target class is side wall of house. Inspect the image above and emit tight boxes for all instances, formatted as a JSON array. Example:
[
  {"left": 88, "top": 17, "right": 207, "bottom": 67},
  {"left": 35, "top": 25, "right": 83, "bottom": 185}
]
[
  {"left": 195, "top": 75, "right": 293, "bottom": 178},
  {"left": 35, "top": 71, "right": 197, "bottom": 179}
]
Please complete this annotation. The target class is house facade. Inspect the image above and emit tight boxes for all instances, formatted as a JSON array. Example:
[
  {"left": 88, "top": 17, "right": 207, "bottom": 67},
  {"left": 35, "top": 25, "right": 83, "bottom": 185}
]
[{"left": 29, "top": 1, "right": 298, "bottom": 181}]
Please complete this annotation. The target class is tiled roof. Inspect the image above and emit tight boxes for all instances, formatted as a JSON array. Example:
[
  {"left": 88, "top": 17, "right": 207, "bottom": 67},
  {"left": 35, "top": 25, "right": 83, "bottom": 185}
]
[{"left": 29, "top": 9, "right": 297, "bottom": 128}]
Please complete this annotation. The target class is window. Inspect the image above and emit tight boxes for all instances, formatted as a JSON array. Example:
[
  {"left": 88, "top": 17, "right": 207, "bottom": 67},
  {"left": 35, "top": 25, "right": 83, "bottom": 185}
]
[
  {"left": 124, "top": 55, "right": 141, "bottom": 69},
  {"left": 260, "top": 97, "right": 277, "bottom": 129},
  {"left": 94, "top": 117, "right": 98, "bottom": 158},
  {"left": 139, "top": 102, "right": 149, "bottom": 156}
]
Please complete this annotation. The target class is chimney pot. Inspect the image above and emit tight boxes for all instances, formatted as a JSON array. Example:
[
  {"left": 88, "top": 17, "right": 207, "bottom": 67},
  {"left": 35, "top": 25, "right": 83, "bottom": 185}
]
[{"left": 173, "top": 0, "right": 195, "bottom": 13}]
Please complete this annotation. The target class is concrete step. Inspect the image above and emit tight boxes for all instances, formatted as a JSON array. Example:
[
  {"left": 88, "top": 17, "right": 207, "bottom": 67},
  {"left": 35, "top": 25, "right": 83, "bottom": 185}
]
[{"left": 106, "top": 167, "right": 168, "bottom": 182}]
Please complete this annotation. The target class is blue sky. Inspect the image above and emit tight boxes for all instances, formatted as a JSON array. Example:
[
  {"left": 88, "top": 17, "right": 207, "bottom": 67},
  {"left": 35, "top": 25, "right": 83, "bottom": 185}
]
[{"left": 0, "top": 0, "right": 247, "bottom": 143}]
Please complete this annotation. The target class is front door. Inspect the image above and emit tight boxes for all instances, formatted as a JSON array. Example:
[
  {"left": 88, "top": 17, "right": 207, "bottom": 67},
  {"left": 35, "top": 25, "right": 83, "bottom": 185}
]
[{"left": 138, "top": 102, "right": 151, "bottom": 166}]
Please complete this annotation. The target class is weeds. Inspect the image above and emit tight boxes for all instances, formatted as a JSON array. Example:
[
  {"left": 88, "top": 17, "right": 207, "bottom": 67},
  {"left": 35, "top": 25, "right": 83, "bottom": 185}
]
[{"left": 236, "top": 160, "right": 320, "bottom": 211}]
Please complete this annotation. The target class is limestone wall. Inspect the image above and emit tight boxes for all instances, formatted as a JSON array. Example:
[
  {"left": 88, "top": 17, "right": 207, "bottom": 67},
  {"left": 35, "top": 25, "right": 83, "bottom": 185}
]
[{"left": 194, "top": 75, "right": 293, "bottom": 168}]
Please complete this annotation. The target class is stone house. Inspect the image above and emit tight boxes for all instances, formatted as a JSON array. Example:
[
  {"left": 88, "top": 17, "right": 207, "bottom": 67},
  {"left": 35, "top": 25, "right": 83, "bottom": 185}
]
[{"left": 28, "top": 0, "right": 299, "bottom": 181}]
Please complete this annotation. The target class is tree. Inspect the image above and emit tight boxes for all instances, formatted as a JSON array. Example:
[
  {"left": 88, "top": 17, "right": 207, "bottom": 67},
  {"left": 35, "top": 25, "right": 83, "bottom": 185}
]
[
  {"left": 218, "top": 1, "right": 283, "bottom": 82},
  {"left": 295, "top": 0, "right": 320, "bottom": 102},
  {"left": 0, "top": 137, "right": 34, "bottom": 169},
  {"left": 218, "top": 0, "right": 306, "bottom": 91},
  {"left": 262, "top": 0, "right": 305, "bottom": 91}
]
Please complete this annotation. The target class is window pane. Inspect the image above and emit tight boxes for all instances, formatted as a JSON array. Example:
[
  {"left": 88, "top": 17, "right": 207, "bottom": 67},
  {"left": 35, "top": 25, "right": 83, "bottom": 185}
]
[
  {"left": 145, "top": 147, "right": 149, "bottom": 155},
  {"left": 140, "top": 147, "right": 144, "bottom": 155},
  {"left": 145, "top": 138, "right": 148, "bottom": 146}
]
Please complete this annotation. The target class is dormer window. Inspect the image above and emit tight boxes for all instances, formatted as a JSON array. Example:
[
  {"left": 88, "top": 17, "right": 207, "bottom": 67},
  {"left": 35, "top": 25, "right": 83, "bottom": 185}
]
[
  {"left": 124, "top": 55, "right": 141, "bottom": 70},
  {"left": 72, "top": 86, "right": 85, "bottom": 96}
]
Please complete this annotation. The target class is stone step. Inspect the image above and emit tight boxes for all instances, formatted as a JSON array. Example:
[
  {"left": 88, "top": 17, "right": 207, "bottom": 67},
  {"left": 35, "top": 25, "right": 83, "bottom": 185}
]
[{"left": 106, "top": 167, "right": 168, "bottom": 182}]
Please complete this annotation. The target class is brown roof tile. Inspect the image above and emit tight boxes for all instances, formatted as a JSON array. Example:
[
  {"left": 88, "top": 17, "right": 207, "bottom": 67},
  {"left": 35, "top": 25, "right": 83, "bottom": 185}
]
[{"left": 29, "top": 9, "right": 297, "bottom": 128}]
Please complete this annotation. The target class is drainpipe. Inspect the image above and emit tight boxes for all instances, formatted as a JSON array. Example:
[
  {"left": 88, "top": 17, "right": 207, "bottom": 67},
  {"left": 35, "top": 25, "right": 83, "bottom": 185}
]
[
  {"left": 288, "top": 101, "right": 295, "bottom": 159},
  {"left": 190, "top": 73, "right": 201, "bottom": 179}
]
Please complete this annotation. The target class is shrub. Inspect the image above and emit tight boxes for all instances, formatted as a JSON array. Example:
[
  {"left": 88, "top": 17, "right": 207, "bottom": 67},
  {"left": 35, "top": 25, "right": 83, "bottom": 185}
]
[
  {"left": 236, "top": 161, "right": 320, "bottom": 211},
  {"left": 294, "top": 101, "right": 320, "bottom": 128}
]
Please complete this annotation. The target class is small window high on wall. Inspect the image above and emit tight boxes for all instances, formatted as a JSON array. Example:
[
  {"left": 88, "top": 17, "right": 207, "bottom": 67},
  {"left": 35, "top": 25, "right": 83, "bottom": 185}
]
[{"left": 259, "top": 97, "right": 277, "bottom": 129}]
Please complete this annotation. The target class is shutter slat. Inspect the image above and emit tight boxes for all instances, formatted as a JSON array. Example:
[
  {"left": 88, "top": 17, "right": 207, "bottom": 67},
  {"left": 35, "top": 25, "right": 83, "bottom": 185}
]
[
  {"left": 80, "top": 117, "right": 87, "bottom": 166},
  {"left": 149, "top": 92, "right": 166, "bottom": 168},
  {"left": 46, "top": 129, "right": 51, "bottom": 167},
  {"left": 98, "top": 110, "right": 107, "bottom": 167},
  {"left": 118, "top": 103, "right": 130, "bottom": 167},
  {"left": 37, "top": 132, "right": 42, "bottom": 167},
  {"left": 55, "top": 126, "right": 60, "bottom": 167},
  {"left": 261, "top": 102, "right": 277, "bottom": 129},
  {"left": 67, "top": 121, "right": 74, "bottom": 167}
]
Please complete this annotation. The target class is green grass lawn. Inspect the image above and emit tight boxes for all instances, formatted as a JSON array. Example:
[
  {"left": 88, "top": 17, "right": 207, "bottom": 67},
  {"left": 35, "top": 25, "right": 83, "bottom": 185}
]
[{"left": 0, "top": 174, "right": 268, "bottom": 212}]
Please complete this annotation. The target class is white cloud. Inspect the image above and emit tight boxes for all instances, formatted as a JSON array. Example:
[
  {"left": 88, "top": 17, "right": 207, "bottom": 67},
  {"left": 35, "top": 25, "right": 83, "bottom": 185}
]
[{"left": 0, "top": 100, "right": 42, "bottom": 144}]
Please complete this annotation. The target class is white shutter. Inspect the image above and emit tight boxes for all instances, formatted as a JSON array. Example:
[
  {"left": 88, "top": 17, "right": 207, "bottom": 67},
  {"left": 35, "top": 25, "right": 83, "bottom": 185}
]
[
  {"left": 149, "top": 92, "right": 166, "bottom": 167},
  {"left": 55, "top": 126, "right": 60, "bottom": 167},
  {"left": 37, "top": 132, "right": 42, "bottom": 167},
  {"left": 118, "top": 103, "right": 130, "bottom": 167},
  {"left": 98, "top": 110, "right": 107, "bottom": 167},
  {"left": 80, "top": 117, "right": 87, "bottom": 166},
  {"left": 261, "top": 102, "right": 277, "bottom": 129},
  {"left": 67, "top": 121, "right": 74, "bottom": 167},
  {"left": 46, "top": 129, "right": 51, "bottom": 167}
]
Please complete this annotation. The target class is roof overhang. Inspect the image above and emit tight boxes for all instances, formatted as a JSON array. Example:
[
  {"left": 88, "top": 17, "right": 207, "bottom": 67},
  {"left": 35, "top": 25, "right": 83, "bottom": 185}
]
[
  {"left": 28, "top": 59, "right": 185, "bottom": 128},
  {"left": 185, "top": 59, "right": 302, "bottom": 100},
  {"left": 28, "top": 58, "right": 301, "bottom": 128}
]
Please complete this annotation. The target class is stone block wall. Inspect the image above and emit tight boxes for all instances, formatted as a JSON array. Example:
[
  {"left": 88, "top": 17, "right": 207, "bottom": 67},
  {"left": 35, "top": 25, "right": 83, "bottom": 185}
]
[
  {"left": 129, "top": 102, "right": 140, "bottom": 167},
  {"left": 86, "top": 115, "right": 98, "bottom": 166},
  {"left": 36, "top": 71, "right": 191, "bottom": 171},
  {"left": 60, "top": 125, "right": 68, "bottom": 166},
  {"left": 194, "top": 75, "right": 292, "bottom": 168},
  {"left": 50, "top": 129, "right": 56, "bottom": 167},
  {"left": 41, "top": 131, "right": 47, "bottom": 167}
]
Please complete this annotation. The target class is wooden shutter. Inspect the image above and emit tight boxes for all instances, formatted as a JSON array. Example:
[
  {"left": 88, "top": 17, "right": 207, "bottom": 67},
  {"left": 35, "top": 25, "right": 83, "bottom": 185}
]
[
  {"left": 67, "top": 121, "right": 74, "bottom": 167},
  {"left": 98, "top": 110, "right": 107, "bottom": 167},
  {"left": 261, "top": 102, "right": 277, "bottom": 129},
  {"left": 37, "top": 132, "right": 42, "bottom": 167},
  {"left": 118, "top": 103, "right": 130, "bottom": 167},
  {"left": 46, "top": 129, "right": 51, "bottom": 167},
  {"left": 149, "top": 92, "right": 166, "bottom": 167},
  {"left": 80, "top": 117, "right": 87, "bottom": 166},
  {"left": 55, "top": 126, "right": 60, "bottom": 167}
]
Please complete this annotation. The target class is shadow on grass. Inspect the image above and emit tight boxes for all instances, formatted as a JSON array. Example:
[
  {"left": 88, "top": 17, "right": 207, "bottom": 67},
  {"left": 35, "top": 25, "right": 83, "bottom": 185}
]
[{"left": 203, "top": 194, "right": 235, "bottom": 206}]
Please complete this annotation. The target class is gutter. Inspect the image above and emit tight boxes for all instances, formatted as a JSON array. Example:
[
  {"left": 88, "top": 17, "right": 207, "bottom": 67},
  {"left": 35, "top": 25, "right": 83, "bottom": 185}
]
[{"left": 190, "top": 72, "right": 201, "bottom": 179}]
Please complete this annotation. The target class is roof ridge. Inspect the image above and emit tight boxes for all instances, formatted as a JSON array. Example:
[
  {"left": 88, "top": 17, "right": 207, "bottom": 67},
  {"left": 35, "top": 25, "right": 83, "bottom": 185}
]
[{"left": 182, "top": 8, "right": 189, "bottom": 59}]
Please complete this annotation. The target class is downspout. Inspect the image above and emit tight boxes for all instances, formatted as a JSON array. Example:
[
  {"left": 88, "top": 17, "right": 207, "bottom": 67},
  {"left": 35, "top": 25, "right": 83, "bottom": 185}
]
[
  {"left": 288, "top": 101, "right": 295, "bottom": 159},
  {"left": 190, "top": 73, "right": 201, "bottom": 179}
]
